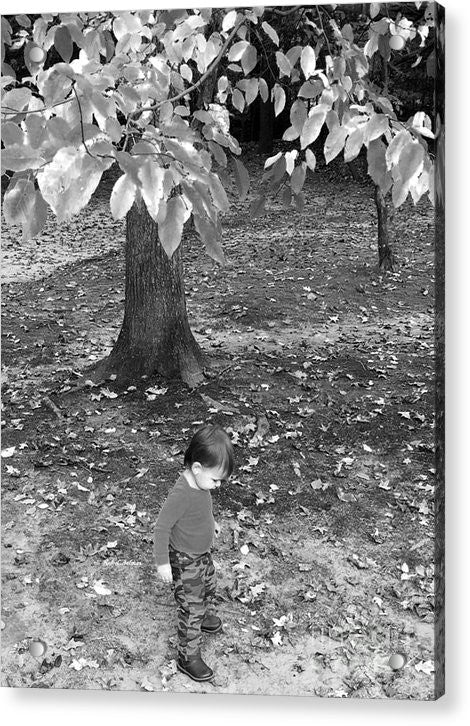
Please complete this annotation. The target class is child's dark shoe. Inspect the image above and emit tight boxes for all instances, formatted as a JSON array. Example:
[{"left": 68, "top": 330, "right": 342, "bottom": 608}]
[
  {"left": 201, "top": 613, "right": 222, "bottom": 633},
  {"left": 177, "top": 654, "right": 214, "bottom": 682}
]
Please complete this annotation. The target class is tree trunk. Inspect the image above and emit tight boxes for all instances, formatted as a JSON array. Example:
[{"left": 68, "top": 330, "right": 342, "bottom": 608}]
[
  {"left": 374, "top": 185, "right": 394, "bottom": 271},
  {"left": 96, "top": 202, "right": 205, "bottom": 387},
  {"left": 258, "top": 92, "right": 274, "bottom": 155}
]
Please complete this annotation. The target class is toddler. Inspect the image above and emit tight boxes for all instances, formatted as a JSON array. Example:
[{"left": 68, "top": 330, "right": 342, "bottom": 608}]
[{"left": 153, "top": 423, "right": 234, "bottom": 682}]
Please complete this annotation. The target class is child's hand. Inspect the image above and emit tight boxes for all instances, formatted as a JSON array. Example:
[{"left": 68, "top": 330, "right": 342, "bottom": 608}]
[
  {"left": 157, "top": 564, "right": 173, "bottom": 583},
  {"left": 214, "top": 521, "right": 221, "bottom": 537}
]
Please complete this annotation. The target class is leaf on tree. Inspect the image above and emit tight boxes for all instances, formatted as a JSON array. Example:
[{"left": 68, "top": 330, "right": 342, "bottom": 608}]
[
  {"left": 324, "top": 126, "right": 348, "bottom": 164},
  {"left": 290, "top": 99, "right": 308, "bottom": 134},
  {"left": 138, "top": 159, "right": 165, "bottom": 223},
  {"left": 298, "top": 80, "right": 323, "bottom": 99},
  {"left": 367, "top": 139, "right": 392, "bottom": 193},
  {"left": 54, "top": 25, "right": 73, "bottom": 63},
  {"left": 286, "top": 45, "right": 302, "bottom": 67},
  {"left": 208, "top": 173, "right": 230, "bottom": 212},
  {"left": 2, "top": 121, "right": 23, "bottom": 146},
  {"left": 398, "top": 141, "right": 425, "bottom": 183},
  {"left": 38, "top": 147, "right": 111, "bottom": 222},
  {"left": 222, "top": 9, "right": 237, "bottom": 33},
  {"left": 25, "top": 114, "right": 46, "bottom": 147},
  {"left": 2, "top": 87, "right": 32, "bottom": 113},
  {"left": 158, "top": 195, "right": 190, "bottom": 258},
  {"left": 228, "top": 40, "right": 249, "bottom": 62},
  {"left": 272, "top": 155, "right": 287, "bottom": 182},
  {"left": 364, "top": 113, "right": 389, "bottom": 144},
  {"left": 344, "top": 127, "right": 364, "bottom": 163},
  {"left": 291, "top": 163, "right": 307, "bottom": 195},
  {"left": 208, "top": 140, "right": 227, "bottom": 167},
  {"left": 105, "top": 117, "right": 122, "bottom": 143},
  {"left": 392, "top": 175, "right": 410, "bottom": 208},
  {"left": 300, "top": 105, "right": 328, "bottom": 149},
  {"left": 305, "top": 149, "right": 316, "bottom": 172},
  {"left": 341, "top": 24, "right": 354, "bottom": 43},
  {"left": 231, "top": 88, "right": 245, "bottom": 113},
  {"left": 283, "top": 126, "right": 299, "bottom": 142},
  {"left": 281, "top": 186, "right": 292, "bottom": 207},
  {"left": 250, "top": 195, "right": 266, "bottom": 218},
  {"left": 2, "top": 179, "right": 35, "bottom": 225},
  {"left": 293, "top": 193, "right": 305, "bottom": 213},
  {"left": 233, "top": 157, "right": 250, "bottom": 200},
  {"left": 326, "top": 109, "right": 339, "bottom": 132},
  {"left": 385, "top": 130, "right": 410, "bottom": 168},
  {"left": 194, "top": 214, "right": 225, "bottom": 265},
  {"left": 370, "top": 3, "right": 381, "bottom": 19},
  {"left": 258, "top": 77, "right": 269, "bottom": 103},
  {"left": 237, "top": 78, "right": 259, "bottom": 106},
  {"left": 275, "top": 51, "right": 292, "bottom": 78},
  {"left": 409, "top": 169, "right": 430, "bottom": 204},
  {"left": 110, "top": 174, "right": 137, "bottom": 220},
  {"left": 273, "top": 84, "right": 286, "bottom": 117},
  {"left": 300, "top": 46, "right": 316, "bottom": 79},
  {"left": 1, "top": 143, "right": 45, "bottom": 171},
  {"left": 285, "top": 150, "right": 298, "bottom": 176},
  {"left": 264, "top": 151, "right": 282, "bottom": 169},
  {"left": 25, "top": 190, "right": 49, "bottom": 239},
  {"left": 113, "top": 12, "right": 143, "bottom": 41},
  {"left": 261, "top": 21, "right": 279, "bottom": 46},
  {"left": 241, "top": 45, "right": 257, "bottom": 75}
]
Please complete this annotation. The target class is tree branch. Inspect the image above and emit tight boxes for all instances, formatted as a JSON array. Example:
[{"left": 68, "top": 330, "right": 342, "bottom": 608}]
[
  {"left": 72, "top": 83, "right": 94, "bottom": 158},
  {"left": 1, "top": 96, "right": 74, "bottom": 117},
  {"left": 131, "top": 15, "right": 247, "bottom": 120},
  {"left": 316, "top": 6, "right": 332, "bottom": 58},
  {"left": 271, "top": 6, "right": 303, "bottom": 16}
]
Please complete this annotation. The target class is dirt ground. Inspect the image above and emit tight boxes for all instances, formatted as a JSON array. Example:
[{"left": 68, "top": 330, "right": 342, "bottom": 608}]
[{"left": 1, "top": 151, "right": 438, "bottom": 699}]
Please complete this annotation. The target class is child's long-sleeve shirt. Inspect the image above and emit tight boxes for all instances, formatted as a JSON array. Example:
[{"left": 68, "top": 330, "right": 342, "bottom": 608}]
[{"left": 153, "top": 474, "right": 215, "bottom": 566}]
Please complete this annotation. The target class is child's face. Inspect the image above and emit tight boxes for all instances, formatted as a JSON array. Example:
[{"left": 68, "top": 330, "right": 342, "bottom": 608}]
[{"left": 191, "top": 463, "right": 228, "bottom": 491}]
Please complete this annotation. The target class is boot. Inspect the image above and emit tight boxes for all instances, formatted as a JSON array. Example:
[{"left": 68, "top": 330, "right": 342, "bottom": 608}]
[
  {"left": 177, "top": 653, "right": 214, "bottom": 682},
  {"left": 201, "top": 613, "right": 222, "bottom": 634}
]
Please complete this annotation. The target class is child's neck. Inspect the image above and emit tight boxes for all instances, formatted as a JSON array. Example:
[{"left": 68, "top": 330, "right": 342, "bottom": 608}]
[{"left": 183, "top": 468, "right": 200, "bottom": 490}]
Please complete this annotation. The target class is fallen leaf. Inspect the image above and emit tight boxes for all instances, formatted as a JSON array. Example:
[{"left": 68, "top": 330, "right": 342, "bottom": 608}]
[
  {"left": 1, "top": 447, "right": 16, "bottom": 458},
  {"left": 100, "top": 387, "right": 118, "bottom": 399},
  {"left": 141, "top": 676, "right": 155, "bottom": 691},
  {"left": 93, "top": 580, "right": 111, "bottom": 596},
  {"left": 415, "top": 660, "right": 434, "bottom": 675},
  {"left": 336, "top": 487, "right": 357, "bottom": 502}
]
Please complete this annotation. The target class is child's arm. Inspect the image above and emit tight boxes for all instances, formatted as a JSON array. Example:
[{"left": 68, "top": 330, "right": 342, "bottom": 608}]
[{"left": 153, "top": 486, "right": 188, "bottom": 577}]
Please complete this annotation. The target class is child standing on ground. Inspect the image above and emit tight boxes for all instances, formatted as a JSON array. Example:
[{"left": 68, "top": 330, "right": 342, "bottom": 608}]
[{"left": 153, "top": 423, "right": 234, "bottom": 682}]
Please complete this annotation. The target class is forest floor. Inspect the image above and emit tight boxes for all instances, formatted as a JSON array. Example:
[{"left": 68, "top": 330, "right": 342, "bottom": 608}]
[{"left": 1, "top": 149, "right": 437, "bottom": 699}]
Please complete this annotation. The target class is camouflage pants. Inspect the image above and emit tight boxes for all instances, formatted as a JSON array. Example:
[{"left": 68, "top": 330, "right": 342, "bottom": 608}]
[{"left": 169, "top": 547, "right": 217, "bottom": 659}]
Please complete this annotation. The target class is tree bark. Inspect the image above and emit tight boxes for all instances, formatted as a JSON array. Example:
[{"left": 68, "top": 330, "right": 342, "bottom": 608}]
[
  {"left": 258, "top": 90, "right": 274, "bottom": 155},
  {"left": 374, "top": 185, "right": 394, "bottom": 271},
  {"left": 96, "top": 202, "right": 205, "bottom": 387}
]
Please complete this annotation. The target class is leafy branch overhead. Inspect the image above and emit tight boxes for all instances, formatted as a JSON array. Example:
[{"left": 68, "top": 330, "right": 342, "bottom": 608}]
[{"left": 2, "top": 4, "right": 440, "bottom": 258}]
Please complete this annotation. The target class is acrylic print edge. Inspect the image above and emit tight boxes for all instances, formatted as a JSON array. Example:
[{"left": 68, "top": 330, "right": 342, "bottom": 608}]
[{"left": 433, "top": 0, "right": 445, "bottom": 702}]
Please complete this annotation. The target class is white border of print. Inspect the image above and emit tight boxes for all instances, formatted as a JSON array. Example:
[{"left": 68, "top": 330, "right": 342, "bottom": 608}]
[{"left": 1, "top": 1, "right": 469, "bottom": 724}]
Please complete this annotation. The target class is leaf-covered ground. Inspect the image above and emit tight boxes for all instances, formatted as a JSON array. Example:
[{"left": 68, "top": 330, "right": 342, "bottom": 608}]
[{"left": 1, "top": 150, "right": 438, "bottom": 699}]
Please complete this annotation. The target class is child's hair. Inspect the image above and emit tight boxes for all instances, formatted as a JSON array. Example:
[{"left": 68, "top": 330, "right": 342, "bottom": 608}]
[{"left": 184, "top": 424, "right": 234, "bottom": 478}]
